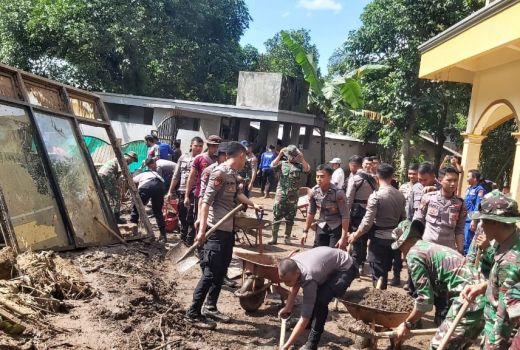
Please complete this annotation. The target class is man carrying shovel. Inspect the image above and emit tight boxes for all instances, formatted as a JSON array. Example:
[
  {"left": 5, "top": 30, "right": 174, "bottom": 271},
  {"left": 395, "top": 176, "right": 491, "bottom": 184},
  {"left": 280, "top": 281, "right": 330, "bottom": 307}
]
[
  {"left": 392, "top": 220, "right": 485, "bottom": 349},
  {"left": 185, "top": 141, "right": 261, "bottom": 329},
  {"left": 460, "top": 190, "right": 520, "bottom": 349}
]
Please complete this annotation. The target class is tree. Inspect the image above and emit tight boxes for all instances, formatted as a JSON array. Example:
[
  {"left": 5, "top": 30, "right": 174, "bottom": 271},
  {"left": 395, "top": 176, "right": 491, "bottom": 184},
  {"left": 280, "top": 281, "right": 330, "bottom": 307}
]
[
  {"left": 329, "top": 0, "right": 483, "bottom": 177},
  {"left": 0, "top": 0, "right": 251, "bottom": 103},
  {"left": 261, "top": 29, "right": 320, "bottom": 79}
]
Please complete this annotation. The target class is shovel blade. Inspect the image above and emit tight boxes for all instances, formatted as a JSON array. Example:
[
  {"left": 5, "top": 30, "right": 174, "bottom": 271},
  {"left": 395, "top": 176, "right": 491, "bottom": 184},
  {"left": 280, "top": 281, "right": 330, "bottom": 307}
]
[
  {"left": 176, "top": 255, "right": 200, "bottom": 273},
  {"left": 166, "top": 242, "right": 200, "bottom": 273}
]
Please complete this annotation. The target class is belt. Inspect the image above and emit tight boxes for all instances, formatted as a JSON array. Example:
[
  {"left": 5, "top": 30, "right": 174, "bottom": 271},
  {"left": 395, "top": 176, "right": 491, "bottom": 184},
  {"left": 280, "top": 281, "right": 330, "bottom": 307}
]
[
  {"left": 353, "top": 199, "right": 368, "bottom": 204},
  {"left": 373, "top": 225, "right": 397, "bottom": 230}
]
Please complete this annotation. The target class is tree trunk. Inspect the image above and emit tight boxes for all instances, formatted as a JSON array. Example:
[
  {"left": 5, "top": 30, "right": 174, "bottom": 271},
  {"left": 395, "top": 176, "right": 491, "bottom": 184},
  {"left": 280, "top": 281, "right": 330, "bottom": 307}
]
[
  {"left": 399, "top": 111, "right": 417, "bottom": 182},
  {"left": 433, "top": 101, "right": 449, "bottom": 171}
]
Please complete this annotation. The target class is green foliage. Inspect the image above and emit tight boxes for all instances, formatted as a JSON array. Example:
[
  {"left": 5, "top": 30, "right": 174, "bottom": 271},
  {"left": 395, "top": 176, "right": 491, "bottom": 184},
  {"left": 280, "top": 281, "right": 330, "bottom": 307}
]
[
  {"left": 0, "top": 0, "right": 251, "bottom": 103},
  {"left": 479, "top": 119, "right": 516, "bottom": 188}
]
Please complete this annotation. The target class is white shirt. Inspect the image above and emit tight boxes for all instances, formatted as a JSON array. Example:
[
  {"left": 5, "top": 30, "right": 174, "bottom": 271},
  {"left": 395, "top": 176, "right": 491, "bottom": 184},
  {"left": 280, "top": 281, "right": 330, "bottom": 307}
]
[
  {"left": 133, "top": 171, "right": 164, "bottom": 189},
  {"left": 331, "top": 167, "right": 345, "bottom": 189}
]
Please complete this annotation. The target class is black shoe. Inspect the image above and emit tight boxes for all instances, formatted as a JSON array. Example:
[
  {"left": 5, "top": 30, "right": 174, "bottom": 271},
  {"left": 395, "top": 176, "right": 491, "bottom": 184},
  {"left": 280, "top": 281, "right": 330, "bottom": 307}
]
[
  {"left": 202, "top": 306, "right": 231, "bottom": 323},
  {"left": 299, "top": 341, "right": 318, "bottom": 350},
  {"left": 184, "top": 313, "right": 217, "bottom": 330},
  {"left": 223, "top": 277, "right": 238, "bottom": 288},
  {"left": 389, "top": 276, "right": 401, "bottom": 286}
]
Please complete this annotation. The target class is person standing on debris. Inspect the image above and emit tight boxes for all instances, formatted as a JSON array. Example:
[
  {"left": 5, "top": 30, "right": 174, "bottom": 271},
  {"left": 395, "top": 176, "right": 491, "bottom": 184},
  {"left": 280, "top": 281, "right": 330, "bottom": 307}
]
[
  {"left": 460, "top": 190, "right": 520, "bottom": 349},
  {"left": 184, "top": 135, "right": 222, "bottom": 221},
  {"left": 348, "top": 163, "right": 406, "bottom": 289},
  {"left": 155, "top": 158, "right": 176, "bottom": 191},
  {"left": 277, "top": 247, "right": 357, "bottom": 350},
  {"left": 463, "top": 169, "right": 485, "bottom": 255},
  {"left": 167, "top": 137, "right": 203, "bottom": 246},
  {"left": 98, "top": 152, "right": 138, "bottom": 224},
  {"left": 237, "top": 140, "right": 257, "bottom": 198},
  {"left": 392, "top": 220, "right": 485, "bottom": 349},
  {"left": 130, "top": 158, "right": 167, "bottom": 242},
  {"left": 328, "top": 158, "right": 344, "bottom": 189},
  {"left": 407, "top": 162, "right": 440, "bottom": 220},
  {"left": 185, "top": 141, "right": 261, "bottom": 329},
  {"left": 301, "top": 164, "right": 349, "bottom": 249},
  {"left": 259, "top": 145, "right": 277, "bottom": 198},
  {"left": 172, "top": 140, "right": 182, "bottom": 163},
  {"left": 345, "top": 155, "right": 377, "bottom": 275},
  {"left": 269, "top": 145, "right": 310, "bottom": 245}
]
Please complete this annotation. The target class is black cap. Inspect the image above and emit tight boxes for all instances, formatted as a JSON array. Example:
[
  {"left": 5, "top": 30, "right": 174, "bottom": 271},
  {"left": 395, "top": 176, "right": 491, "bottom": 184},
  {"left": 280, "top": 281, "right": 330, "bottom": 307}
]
[
  {"left": 144, "top": 158, "right": 155, "bottom": 166},
  {"left": 217, "top": 142, "right": 228, "bottom": 154}
]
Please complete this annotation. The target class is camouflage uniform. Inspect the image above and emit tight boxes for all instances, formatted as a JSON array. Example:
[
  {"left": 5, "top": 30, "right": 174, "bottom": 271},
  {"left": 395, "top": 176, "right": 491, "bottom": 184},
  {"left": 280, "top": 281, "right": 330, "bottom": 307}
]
[
  {"left": 466, "top": 223, "right": 496, "bottom": 279},
  {"left": 406, "top": 240, "right": 485, "bottom": 350},
  {"left": 468, "top": 190, "right": 520, "bottom": 349},
  {"left": 98, "top": 158, "right": 122, "bottom": 216},
  {"left": 505, "top": 283, "right": 520, "bottom": 349},
  {"left": 271, "top": 160, "right": 305, "bottom": 241}
]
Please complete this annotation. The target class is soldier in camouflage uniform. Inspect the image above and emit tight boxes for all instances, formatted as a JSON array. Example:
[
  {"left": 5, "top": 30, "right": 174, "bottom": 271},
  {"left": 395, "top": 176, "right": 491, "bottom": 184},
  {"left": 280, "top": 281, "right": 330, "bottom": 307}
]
[
  {"left": 237, "top": 140, "right": 257, "bottom": 198},
  {"left": 461, "top": 190, "right": 520, "bottom": 349},
  {"left": 98, "top": 152, "right": 138, "bottom": 223},
  {"left": 506, "top": 283, "right": 520, "bottom": 349},
  {"left": 392, "top": 220, "right": 485, "bottom": 349},
  {"left": 269, "top": 145, "right": 310, "bottom": 245}
]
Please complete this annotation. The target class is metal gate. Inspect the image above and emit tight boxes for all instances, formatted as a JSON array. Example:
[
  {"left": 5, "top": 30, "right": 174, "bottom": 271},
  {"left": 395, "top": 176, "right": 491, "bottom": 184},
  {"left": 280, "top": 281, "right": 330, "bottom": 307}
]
[{"left": 156, "top": 115, "right": 178, "bottom": 146}]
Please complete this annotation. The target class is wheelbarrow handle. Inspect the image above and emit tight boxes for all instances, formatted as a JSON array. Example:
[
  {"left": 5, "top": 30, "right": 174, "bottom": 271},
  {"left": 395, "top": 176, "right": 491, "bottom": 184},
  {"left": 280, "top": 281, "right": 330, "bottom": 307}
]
[{"left": 175, "top": 204, "right": 244, "bottom": 264}]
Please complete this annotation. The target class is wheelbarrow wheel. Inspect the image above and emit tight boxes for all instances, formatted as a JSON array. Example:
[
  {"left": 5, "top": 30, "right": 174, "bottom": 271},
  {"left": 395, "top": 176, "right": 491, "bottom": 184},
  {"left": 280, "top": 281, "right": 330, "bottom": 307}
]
[{"left": 239, "top": 278, "right": 266, "bottom": 312}]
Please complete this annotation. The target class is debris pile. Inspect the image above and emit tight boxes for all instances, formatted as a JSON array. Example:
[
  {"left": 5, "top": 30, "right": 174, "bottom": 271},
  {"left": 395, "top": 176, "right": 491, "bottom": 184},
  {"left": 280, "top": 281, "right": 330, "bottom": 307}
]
[
  {"left": 345, "top": 287, "right": 414, "bottom": 313},
  {"left": 348, "top": 320, "right": 377, "bottom": 337}
]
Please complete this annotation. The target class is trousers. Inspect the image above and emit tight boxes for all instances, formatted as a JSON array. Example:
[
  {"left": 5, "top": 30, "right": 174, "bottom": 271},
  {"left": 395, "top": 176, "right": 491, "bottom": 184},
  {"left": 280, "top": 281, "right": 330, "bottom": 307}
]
[
  {"left": 350, "top": 214, "right": 368, "bottom": 269},
  {"left": 178, "top": 192, "right": 196, "bottom": 245},
  {"left": 313, "top": 225, "right": 341, "bottom": 248},
  {"left": 367, "top": 236, "right": 394, "bottom": 289},
  {"left": 187, "top": 230, "right": 234, "bottom": 317},
  {"left": 307, "top": 265, "right": 358, "bottom": 345},
  {"left": 130, "top": 179, "right": 166, "bottom": 236}
]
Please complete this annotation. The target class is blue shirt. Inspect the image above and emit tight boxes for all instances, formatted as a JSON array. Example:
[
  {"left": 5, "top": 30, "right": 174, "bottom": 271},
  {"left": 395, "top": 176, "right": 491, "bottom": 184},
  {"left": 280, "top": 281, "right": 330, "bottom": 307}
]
[
  {"left": 259, "top": 151, "right": 276, "bottom": 170},
  {"left": 464, "top": 184, "right": 485, "bottom": 219},
  {"left": 156, "top": 142, "right": 173, "bottom": 160}
]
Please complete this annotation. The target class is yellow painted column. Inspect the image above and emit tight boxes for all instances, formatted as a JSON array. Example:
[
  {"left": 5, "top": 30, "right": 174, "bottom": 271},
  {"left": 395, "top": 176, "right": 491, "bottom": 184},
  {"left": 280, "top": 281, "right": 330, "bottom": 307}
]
[
  {"left": 510, "top": 132, "right": 520, "bottom": 202},
  {"left": 460, "top": 133, "right": 487, "bottom": 195}
]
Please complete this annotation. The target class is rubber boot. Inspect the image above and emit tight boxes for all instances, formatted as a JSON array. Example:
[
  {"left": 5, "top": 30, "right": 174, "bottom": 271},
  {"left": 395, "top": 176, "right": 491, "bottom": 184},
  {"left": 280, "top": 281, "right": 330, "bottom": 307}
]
[
  {"left": 284, "top": 224, "right": 293, "bottom": 245},
  {"left": 269, "top": 222, "right": 280, "bottom": 245}
]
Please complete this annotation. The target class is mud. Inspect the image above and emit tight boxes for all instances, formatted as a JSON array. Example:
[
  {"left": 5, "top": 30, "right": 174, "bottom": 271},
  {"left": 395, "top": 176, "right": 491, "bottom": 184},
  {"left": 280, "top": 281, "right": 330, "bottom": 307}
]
[
  {"left": 348, "top": 320, "right": 377, "bottom": 337},
  {"left": 345, "top": 287, "right": 414, "bottom": 313}
]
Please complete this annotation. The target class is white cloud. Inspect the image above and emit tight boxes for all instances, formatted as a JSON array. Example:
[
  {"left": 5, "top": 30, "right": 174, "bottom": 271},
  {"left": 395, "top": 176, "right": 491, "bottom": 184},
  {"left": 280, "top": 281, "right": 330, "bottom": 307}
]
[
  {"left": 298, "top": 0, "right": 342, "bottom": 12},
  {"left": 282, "top": 11, "right": 291, "bottom": 17}
]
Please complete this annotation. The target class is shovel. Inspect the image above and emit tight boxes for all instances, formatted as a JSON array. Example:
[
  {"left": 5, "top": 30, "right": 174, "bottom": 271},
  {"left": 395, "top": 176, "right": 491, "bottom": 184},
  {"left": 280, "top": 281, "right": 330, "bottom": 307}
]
[
  {"left": 350, "top": 327, "right": 438, "bottom": 339},
  {"left": 279, "top": 316, "right": 289, "bottom": 349},
  {"left": 171, "top": 204, "right": 245, "bottom": 273}
]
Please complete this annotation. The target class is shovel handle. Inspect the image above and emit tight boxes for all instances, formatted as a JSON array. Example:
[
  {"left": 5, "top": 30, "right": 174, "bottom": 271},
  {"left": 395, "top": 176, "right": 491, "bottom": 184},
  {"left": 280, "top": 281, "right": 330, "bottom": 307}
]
[
  {"left": 279, "top": 317, "right": 288, "bottom": 349},
  {"left": 175, "top": 204, "right": 245, "bottom": 264},
  {"left": 377, "top": 328, "right": 438, "bottom": 338},
  {"left": 94, "top": 216, "right": 128, "bottom": 246},
  {"left": 437, "top": 300, "right": 470, "bottom": 350}
]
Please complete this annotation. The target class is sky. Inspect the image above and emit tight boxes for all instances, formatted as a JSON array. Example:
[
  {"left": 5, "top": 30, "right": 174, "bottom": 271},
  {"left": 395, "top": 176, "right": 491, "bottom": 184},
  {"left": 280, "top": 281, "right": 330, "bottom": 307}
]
[{"left": 241, "top": 0, "right": 372, "bottom": 73}]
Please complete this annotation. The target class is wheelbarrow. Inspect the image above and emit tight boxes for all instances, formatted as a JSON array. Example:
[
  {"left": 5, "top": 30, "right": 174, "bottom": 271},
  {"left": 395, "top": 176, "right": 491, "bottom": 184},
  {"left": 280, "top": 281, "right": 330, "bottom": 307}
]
[
  {"left": 234, "top": 211, "right": 286, "bottom": 253},
  {"left": 233, "top": 248, "right": 290, "bottom": 312}
]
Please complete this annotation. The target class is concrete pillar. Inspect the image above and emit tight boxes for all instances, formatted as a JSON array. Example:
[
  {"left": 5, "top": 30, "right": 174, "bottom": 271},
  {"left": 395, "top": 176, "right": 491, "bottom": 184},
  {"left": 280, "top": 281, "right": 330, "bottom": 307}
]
[
  {"left": 258, "top": 121, "right": 269, "bottom": 149},
  {"left": 303, "top": 126, "right": 313, "bottom": 150},
  {"left": 266, "top": 122, "right": 279, "bottom": 149},
  {"left": 237, "top": 119, "right": 250, "bottom": 141},
  {"left": 290, "top": 124, "right": 301, "bottom": 146},
  {"left": 281, "top": 123, "right": 291, "bottom": 146},
  {"left": 460, "top": 133, "right": 486, "bottom": 194},
  {"left": 510, "top": 132, "right": 520, "bottom": 202}
]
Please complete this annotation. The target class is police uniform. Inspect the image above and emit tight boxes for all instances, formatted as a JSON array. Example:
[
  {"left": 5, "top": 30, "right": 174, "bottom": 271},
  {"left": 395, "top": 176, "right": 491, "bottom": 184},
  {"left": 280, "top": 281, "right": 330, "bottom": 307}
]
[
  {"left": 271, "top": 160, "right": 305, "bottom": 242},
  {"left": 463, "top": 184, "right": 485, "bottom": 255},
  {"left": 191, "top": 152, "right": 217, "bottom": 220},
  {"left": 413, "top": 190, "right": 467, "bottom": 253},
  {"left": 156, "top": 159, "right": 176, "bottom": 190},
  {"left": 130, "top": 170, "right": 167, "bottom": 239},
  {"left": 355, "top": 185, "right": 406, "bottom": 288},
  {"left": 308, "top": 184, "right": 348, "bottom": 248},
  {"left": 173, "top": 152, "right": 196, "bottom": 245},
  {"left": 345, "top": 170, "right": 376, "bottom": 268},
  {"left": 187, "top": 163, "right": 240, "bottom": 318},
  {"left": 406, "top": 241, "right": 485, "bottom": 350}
]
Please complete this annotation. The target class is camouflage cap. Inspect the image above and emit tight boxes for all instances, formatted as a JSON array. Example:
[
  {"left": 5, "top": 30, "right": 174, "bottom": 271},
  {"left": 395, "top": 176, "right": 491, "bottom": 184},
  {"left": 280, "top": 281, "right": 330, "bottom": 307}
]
[
  {"left": 286, "top": 144, "right": 299, "bottom": 157},
  {"left": 470, "top": 189, "right": 520, "bottom": 224},
  {"left": 124, "top": 151, "right": 138, "bottom": 162},
  {"left": 391, "top": 219, "right": 425, "bottom": 250}
]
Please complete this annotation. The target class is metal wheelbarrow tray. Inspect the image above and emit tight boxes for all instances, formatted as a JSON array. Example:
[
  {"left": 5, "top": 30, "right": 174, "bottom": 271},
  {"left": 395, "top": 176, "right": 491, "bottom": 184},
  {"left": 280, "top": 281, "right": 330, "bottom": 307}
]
[{"left": 338, "top": 298, "right": 410, "bottom": 329}]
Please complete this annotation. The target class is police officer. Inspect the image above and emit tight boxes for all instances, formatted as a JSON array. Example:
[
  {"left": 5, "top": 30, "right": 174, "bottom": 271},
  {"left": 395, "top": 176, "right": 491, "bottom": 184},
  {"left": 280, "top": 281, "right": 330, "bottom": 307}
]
[
  {"left": 98, "top": 152, "right": 138, "bottom": 223},
  {"left": 345, "top": 155, "right": 377, "bottom": 274},
  {"left": 185, "top": 142, "right": 261, "bottom": 329},
  {"left": 130, "top": 158, "right": 167, "bottom": 241},
  {"left": 301, "top": 164, "right": 349, "bottom": 249},
  {"left": 463, "top": 169, "right": 485, "bottom": 255},
  {"left": 413, "top": 166, "right": 467, "bottom": 325},
  {"left": 269, "top": 145, "right": 310, "bottom": 245},
  {"left": 407, "top": 162, "right": 440, "bottom": 220},
  {"left": 155, "top": 158, "right": 176, "bottom": 191},
  {"left": 348, "top": 163, "right": 406, "bottom": 289},
  {"left": 167, "top": 137, "right": 204, "bottom": 245},
  {"left": 461, "top": 190, "right": 520, "bottom": 349},
  {"left": 393, "top": 220, "right": 485, "bottom": 349},
  {"left": 399, "top": 163, "right": 419, "bottom": 210}
]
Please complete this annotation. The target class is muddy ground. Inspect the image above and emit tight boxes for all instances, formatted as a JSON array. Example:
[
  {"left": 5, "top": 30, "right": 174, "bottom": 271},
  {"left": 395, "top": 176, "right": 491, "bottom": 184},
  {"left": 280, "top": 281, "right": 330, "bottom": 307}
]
[{"left": 1, "top": 189, "right": 479, "bottom": 350}]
